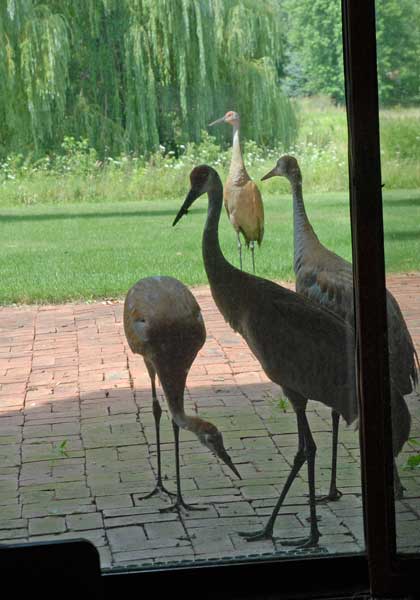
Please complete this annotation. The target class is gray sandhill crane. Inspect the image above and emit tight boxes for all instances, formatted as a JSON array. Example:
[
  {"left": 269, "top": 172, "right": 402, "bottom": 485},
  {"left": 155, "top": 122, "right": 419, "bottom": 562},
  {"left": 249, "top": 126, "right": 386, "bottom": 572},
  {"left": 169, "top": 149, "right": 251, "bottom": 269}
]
[
  {"left": 209, "top": 111, "right": 264, "bottom": 273},
  {"left": 173, "top": 166, "right": 363, "bottom": 547},
  {"left": 261, "top": 155, "right": 418, "bottom": 500},
  {"left": 124, "top": 275, "right": 240, "bottom": 513}
]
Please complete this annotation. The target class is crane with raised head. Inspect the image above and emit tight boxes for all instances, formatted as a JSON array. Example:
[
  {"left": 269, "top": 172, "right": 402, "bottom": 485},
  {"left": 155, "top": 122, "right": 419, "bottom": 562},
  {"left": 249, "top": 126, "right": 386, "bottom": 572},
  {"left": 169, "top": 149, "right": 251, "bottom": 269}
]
[
  {"left": 172, "top": 165, "right": 365, "bottom": 547},
  {"left": 209, "top": 111, "right": 264, "bottom": 273},
  {"left": 261, "top": 154, "right": 418, "bottom": 500},
  {"left": 124, "top": 275, "right": 240, "bottom": 513}
]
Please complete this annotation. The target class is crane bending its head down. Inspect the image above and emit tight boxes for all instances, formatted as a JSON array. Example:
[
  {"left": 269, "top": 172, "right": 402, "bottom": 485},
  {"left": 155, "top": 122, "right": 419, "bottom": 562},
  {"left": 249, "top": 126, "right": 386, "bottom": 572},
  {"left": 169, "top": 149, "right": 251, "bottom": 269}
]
[{"left": 124, "top": 275, "right": 240, "bottom": 513}]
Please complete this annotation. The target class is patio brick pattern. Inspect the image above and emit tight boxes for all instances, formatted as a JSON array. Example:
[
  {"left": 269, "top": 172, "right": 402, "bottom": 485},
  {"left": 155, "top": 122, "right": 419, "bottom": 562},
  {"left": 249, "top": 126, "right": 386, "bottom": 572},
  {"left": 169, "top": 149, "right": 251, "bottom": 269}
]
[{"left": 0, "top": 274, "right": 419, "bottom": 569}]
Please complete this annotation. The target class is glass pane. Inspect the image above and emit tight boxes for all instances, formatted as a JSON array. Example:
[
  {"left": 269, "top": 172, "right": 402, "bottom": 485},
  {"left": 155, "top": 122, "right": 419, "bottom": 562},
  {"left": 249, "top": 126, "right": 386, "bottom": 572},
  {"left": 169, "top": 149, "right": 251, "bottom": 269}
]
[
  {"left": 0, "top": 0, "right": 364, "bottom": 571},
  {"left": 374, "top": 1, "right": 420, "bottom": 555}
]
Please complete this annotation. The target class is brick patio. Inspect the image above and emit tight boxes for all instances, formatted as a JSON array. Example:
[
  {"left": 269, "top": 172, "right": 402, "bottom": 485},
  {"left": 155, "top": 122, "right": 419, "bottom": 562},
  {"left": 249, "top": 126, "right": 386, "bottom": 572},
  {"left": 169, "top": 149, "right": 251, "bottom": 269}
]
[{"left": 0, "top": 274, "right": 419, "bottom": 570}]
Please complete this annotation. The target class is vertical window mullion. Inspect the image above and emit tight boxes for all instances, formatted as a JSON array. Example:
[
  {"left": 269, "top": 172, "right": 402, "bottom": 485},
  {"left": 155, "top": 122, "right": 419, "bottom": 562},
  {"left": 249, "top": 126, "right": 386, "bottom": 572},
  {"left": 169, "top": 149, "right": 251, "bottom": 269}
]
[{"left": 341, "top": 0, "right": 396, "bottom": 596}]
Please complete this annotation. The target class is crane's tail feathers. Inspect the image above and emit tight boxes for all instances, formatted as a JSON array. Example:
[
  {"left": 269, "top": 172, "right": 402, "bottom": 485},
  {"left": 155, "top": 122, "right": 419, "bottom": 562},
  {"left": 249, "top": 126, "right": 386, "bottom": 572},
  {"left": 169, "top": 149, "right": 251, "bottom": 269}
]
[
  {"left": 392, "top": 390, "right": 411, "bottom": 457},
  {"left": 413, "top": 349, "right": 420, "bottom": 396},
  {"left": 357, "top": 390, "right": 412, "bottom": 455}
]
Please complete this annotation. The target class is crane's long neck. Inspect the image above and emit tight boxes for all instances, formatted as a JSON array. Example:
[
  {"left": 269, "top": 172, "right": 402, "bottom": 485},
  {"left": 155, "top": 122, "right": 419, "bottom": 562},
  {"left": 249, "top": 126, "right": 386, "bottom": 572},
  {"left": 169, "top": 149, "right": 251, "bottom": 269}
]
[
  {"left": 203, "top": 179, "right": 244, "bottom": 327},
  {"left": 203, "top": 181, "right": 233, "bottom": 281},
  {"left": 229, "top": 123, "right": 249, "bottom": 185},
  {"left": 161, "top": 387, "right": 208, "bottom": 436},
  {"left": 171, "top": 407, "right": 205, "bottom": 436},
  {"left": 291, "top": 175, "right": 320, "bottom": 273}
]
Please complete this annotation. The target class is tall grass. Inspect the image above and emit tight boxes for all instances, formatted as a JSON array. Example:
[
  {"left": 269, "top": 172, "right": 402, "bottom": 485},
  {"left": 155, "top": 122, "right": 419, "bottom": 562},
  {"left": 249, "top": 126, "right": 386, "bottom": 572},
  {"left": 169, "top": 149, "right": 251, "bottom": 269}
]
[{"left": 0, "top": 98, "right": 419, "bottom": 208}]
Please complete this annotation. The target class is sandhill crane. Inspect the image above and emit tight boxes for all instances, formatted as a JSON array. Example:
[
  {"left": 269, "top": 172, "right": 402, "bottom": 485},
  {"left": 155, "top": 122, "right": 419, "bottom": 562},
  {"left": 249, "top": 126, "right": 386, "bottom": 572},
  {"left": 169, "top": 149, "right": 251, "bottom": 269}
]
[
  {"left": 209, "top": 111, "right": 264, "bottom": 273},
  {"left": 261, "top": 155, "right": 418, "bottom": 500},
  {"left": 124, "top": 275, "right": 240, "bottom": 513},
  {"left": 172, "top": 166, "right": 366, "bottom": 547}
]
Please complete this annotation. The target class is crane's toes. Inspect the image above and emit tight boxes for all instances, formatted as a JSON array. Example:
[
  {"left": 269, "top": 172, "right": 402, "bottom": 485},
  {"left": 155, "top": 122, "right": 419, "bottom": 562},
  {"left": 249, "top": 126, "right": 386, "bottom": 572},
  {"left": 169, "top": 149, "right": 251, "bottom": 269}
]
[
  {"left": 237, "top": 528, "right": 273, "bottom": 542},
  {"left": 280, "top": 533, "right": 320, "bottom": 549},
  {"left": 138, "top": 483, "right": 177, "bottom": 501},
  {"left": 314, "top": 488, "right": 342, "bottom": 504}
]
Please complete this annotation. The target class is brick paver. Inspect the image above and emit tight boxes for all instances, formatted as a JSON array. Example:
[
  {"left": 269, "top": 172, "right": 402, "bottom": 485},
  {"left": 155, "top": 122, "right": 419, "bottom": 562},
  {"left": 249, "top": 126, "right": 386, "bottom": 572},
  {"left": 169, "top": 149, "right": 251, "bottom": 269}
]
[{"left": 0, "top": 273, "right": 419, "bottom": 569}]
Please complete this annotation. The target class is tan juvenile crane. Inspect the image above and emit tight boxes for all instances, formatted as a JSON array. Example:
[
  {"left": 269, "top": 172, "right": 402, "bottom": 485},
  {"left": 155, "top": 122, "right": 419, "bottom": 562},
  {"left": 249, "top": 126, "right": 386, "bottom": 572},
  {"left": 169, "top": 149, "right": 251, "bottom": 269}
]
[
  {"left": 209, "top": 111, "right": 264, "bottom": 273},
  {"left": 124, "top": 275, "right": 240, "bottom": 513},
  {"left": 261, "top": 155, "right": 418, "bottom": 500}
]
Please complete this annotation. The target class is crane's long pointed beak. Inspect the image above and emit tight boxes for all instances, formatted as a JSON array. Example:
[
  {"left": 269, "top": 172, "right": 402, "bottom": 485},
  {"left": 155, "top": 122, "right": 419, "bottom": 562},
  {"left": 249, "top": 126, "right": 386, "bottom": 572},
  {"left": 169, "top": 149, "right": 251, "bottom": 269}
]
[
  {"left": 208, "top": 116, "right": 225, "bottom": 127},
  {"left": 261, "top": 167, "right": 277, "bottom": 181},
  {"left": 172, "top": 189, "right": 199, "bottom": 226},
  {"left": 219, "top": 448, "right": 241, "bottom": 479}
]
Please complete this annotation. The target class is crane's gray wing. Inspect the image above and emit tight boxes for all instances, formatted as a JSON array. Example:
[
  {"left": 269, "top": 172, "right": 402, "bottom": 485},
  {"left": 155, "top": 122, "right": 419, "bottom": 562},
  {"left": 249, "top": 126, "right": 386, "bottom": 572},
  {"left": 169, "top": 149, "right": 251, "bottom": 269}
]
[
  {"left": 296, "top": 262, "right": 354, "bottom": 324},
  {"left": 386, "top": 289, "right": 419, "bottom": 395},
  {"left": 240, "top": 279, "right": 357, "bottom": 425},
  {"left": 272, "top": 293, "right": 357, "bottom": 425}
]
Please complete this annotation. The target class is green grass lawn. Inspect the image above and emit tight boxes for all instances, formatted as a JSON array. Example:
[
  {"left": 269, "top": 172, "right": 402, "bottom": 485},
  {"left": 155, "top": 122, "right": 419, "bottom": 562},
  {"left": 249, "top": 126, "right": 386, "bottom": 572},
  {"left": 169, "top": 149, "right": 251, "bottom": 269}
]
[{"left": 1, "top": 189, "right": 419, "bottom": 304}]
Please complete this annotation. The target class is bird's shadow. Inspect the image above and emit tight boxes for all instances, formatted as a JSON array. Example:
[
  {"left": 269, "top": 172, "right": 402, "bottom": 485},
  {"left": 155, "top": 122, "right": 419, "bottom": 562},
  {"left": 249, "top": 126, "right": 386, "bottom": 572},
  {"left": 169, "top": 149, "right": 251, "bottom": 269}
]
[
  {"left": 384, "top": 230, "right": 420, "bottom": 242},
  {"left": 0, "top": 207, "right": 207, "bottom": 223}
]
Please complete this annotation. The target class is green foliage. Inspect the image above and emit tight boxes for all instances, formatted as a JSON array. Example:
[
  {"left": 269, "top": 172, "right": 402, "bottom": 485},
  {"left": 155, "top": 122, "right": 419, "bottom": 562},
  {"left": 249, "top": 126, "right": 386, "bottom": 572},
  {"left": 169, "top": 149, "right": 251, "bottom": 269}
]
[
  {"left": 375, "top": 0, "right": 420, "bottom": 106},
  {"left": 277, "top": 397, "right": 289, "bottom": 413},
  {"left": 404, "top": 455, "right": 420, "bottom": 470},
  {"left": 282, "top": 0, "right": 344, "bottom": 103},
  {"left": 0, "top": 1, "right": 71, "bottom": 154},
  {"left": 57, "top": 440, "right": 69, "bottom": 458},
  {"left": 281, "top": 0, "right": 344, "bottom": 103},
  {"left": 403, "top": 439, "right": 420, "bottom": 471},
  {"left": 379, "top": 109, "right": 420, "bottom": 160},
  {"left": 2, "top": 99, "right": 420, "bottom": 207},
  {"left": 0, "top": 0, "right": 296, "bottom": 159},
  {"left": 282, "top": 0, "right": 420, "bottom": 106}
]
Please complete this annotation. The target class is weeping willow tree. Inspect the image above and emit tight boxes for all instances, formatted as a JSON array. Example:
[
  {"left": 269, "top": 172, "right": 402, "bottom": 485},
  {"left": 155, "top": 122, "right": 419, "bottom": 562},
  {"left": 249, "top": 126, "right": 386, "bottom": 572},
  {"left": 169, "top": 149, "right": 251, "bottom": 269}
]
[
  {"left": 0, "top": 0, "right": 71, "bottom": 154},
  {"left": 0, "top": 0, "right": 297, "bottom": 158}
]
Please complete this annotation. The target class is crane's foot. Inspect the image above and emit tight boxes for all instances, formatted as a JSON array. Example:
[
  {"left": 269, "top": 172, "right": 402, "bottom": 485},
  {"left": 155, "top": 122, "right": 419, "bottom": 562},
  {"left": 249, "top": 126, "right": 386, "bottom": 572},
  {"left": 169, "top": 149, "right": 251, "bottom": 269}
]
[
  {"left": 394, "top": 483, "right": 405, "bottom": 500},
  {"left": 315, "top": 486, "right": 343, "bottom": 504},
  {"left": 159, "top": 497, "right": 208, "bottom": 514},
  {"left": 139, "top": 482, "right": 177, "bottom": 501},
  {"left": 280, "top": 531, "right": 320, "bottom": 549},
  {"left": 238, "top": 527, "right": 320, "bottom": 549},
  {"left": 237, "top": 526, "right": 273, "bottom": 542}
]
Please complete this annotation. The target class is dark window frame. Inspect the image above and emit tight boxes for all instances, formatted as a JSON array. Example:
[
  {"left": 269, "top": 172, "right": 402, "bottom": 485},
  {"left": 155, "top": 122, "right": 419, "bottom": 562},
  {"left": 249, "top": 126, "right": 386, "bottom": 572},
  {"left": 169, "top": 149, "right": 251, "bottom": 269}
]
[{"left": 1, "top": 1, "right": 419, "bottom": 597}]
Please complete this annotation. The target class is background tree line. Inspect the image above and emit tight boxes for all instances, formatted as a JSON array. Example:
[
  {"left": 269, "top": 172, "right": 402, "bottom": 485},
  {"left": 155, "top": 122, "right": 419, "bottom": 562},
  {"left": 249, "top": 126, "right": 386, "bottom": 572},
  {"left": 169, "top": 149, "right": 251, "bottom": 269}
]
[
  {"left": 282, "top": 0, "right": 420, "bottom": 106},
  {"left": 0, "top": 0, "right": 419, "bottom": 160}
]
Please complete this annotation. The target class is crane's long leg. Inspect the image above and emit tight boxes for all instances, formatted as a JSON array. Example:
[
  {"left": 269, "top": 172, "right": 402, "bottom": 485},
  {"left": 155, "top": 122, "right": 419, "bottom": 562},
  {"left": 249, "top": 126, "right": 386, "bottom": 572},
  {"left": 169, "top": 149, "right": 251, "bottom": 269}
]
[
  {"left": 319, "top": 414, "right": 405, "bottom": 502},
  {"left": 160, "top": 420, "right": 207, "bottom": 513},
  {"left": 237, "top": 232, "right": 243, "bottom": 271},
  {"left": 250, "top": 241, "right": 256, "bottom": 274},
  {"left": 140, "top": 366, "right": 176, "bottom": 500},
  {"left": 315, "top": 409, "right": 342, "bottom": 503},
  {"left": 238, "top": 408, "right": 320, "bottom": 547},
  {"left": 282, "top": 410, "right": 320, "bottom": 547}
]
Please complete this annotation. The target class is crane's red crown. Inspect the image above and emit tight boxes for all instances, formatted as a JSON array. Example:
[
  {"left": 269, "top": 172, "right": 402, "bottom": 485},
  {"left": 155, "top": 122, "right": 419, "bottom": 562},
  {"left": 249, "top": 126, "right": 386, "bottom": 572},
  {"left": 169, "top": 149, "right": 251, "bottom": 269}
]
[{"left": 224, "top": 110, "right": 240, "bottom": 123}]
